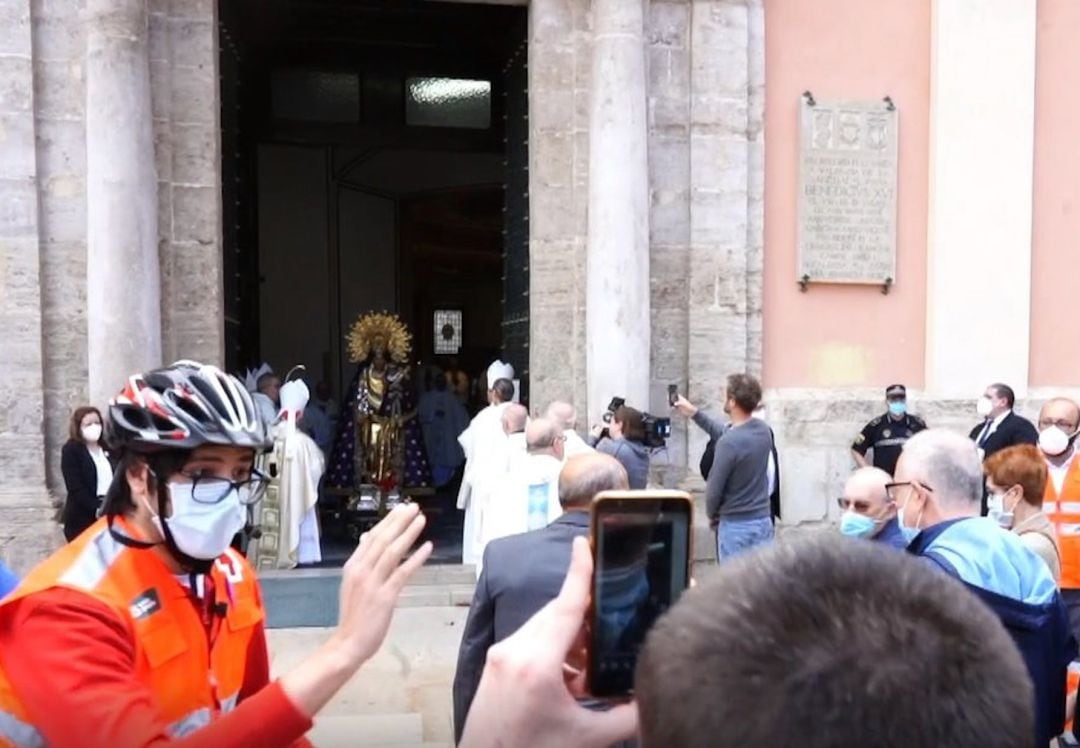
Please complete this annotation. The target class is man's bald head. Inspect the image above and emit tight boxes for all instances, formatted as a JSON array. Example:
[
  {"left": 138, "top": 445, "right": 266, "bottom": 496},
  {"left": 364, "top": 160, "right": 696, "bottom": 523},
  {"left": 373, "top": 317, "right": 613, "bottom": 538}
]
[
  {"left": 502, "top": 403, "right": 528, "bottom": 435},
  {"left": 1038, "top": 397, "right": 1080, "bottom": 434},
  {"left": 545, "top": 401, "right": 578, "bottom": 431},
  {"left": 526, "top": 417, "right": 563, "bottom": 454},
  {"left": 841, "top": 467, "right": 893, "bottom": 525},
  {"left": 559, "top": 453, "right": 629, "bottom": 509}
]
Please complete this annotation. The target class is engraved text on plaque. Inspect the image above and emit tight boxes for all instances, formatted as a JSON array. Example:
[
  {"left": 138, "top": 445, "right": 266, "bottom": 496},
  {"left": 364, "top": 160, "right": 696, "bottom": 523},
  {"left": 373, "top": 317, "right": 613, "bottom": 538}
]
[{"left": 797, "top": 98, "right": 898, "bottom": 285}]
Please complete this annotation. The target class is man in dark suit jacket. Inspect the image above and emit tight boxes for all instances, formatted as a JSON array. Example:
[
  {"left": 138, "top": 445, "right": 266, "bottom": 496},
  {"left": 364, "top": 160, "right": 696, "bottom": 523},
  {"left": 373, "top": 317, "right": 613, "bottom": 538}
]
[
  {"left": 970, "top": 382, "right": 1038, "bottom": 513},
  {"left": 452, "top": 452, "right": 630, "bottom": 742}
]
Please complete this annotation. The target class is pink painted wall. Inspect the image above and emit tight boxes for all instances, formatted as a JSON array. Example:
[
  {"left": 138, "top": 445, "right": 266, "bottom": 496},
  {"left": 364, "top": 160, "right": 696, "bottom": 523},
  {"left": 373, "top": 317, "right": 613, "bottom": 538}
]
[
  {"left": 1030, "top": 0, "right": 1080, "bottom": 387},
  {"left": 762, "top": 0, "right": 930, "bottom": 388}
]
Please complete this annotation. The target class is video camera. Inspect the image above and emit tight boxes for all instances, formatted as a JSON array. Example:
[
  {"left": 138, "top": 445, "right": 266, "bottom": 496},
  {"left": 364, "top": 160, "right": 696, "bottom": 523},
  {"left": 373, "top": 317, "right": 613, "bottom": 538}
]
[{"left": 602, "top": 397, "right": 671, "bottom": 450}]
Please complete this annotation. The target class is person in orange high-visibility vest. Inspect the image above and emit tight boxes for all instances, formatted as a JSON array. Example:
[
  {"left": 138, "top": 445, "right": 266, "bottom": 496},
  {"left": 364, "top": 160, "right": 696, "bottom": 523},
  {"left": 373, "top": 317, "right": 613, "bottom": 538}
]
[
  {"left": 0, "top": 362, "right": 432, "bottom": 748},
  {"left": 1037, "top": 397, "right": 1080, "bottom": 739}
]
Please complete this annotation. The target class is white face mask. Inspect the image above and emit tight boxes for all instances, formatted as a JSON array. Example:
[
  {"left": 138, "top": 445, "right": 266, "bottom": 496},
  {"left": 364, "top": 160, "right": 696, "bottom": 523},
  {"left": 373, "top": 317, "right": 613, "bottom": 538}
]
[
  {"left": 987, "top": 491, "right": 1017, "bottom": 529},
  {"left": 146, "top": 481, "right": 246, "bottom": 561},
  {"left": 976, "top": 396, "right": 993, "bottom": 418},
  {"left": 81, "top": 423, "right": 102, "bottom": 443},
  {"left": 1039, "top": 426, "right": 1074, "bottom": 457}
]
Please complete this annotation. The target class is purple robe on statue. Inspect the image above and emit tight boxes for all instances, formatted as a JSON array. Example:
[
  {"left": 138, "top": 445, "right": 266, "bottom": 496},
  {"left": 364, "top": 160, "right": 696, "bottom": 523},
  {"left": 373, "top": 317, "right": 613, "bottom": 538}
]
[{"left": 325, "top": 364, "right": 431, "bottom": 492}]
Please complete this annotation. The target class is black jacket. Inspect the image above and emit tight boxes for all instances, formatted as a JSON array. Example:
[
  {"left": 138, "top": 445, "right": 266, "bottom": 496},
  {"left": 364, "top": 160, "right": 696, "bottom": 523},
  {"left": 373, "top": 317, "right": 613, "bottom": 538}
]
[
  {"left": 969, "top": 411, "right": 1039, "bottom": 460},
  {"left": 60, "top": 440, "right": 111, "bottom": 541},
  {"left": 453, "top": 512, "right": 590, "bottom": 741}
]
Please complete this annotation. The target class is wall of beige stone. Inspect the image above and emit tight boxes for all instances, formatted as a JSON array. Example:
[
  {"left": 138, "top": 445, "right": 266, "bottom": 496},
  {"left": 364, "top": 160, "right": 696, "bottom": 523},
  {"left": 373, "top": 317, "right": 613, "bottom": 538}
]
[
  {"left": 0, "top": 0, "right": 62, "bottom": 571},
  {"left": 0, "top": 0, "right": 223, "bottom": 571},
  {"left": 529, "top": 0, "right": 764, "bottom": 486},
  {"left": 149, "top": 0, "right": 224, "bottom": 367}
]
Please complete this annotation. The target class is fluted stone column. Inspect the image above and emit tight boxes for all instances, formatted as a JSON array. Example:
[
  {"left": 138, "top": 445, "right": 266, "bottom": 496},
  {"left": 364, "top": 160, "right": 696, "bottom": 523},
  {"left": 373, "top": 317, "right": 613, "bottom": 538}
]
[
  {"left": 586, "top": 0, "right": 650, "bottom": 420},
  {"left": 86, "top": 0, "right": 161, "bottom": 406}
]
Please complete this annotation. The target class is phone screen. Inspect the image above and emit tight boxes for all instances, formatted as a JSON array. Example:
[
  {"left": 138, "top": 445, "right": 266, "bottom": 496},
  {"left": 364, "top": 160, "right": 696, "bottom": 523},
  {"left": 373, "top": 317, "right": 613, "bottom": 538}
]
[
  {"left": 590, "top": 497, "right": 691, "bottom": 697},
  {"left": 667, "top": 384, "right": 678, "bottom": 406}
]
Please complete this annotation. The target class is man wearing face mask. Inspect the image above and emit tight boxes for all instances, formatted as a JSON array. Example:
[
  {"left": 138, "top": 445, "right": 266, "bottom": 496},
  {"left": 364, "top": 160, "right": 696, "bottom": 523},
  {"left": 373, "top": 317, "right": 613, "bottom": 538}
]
[
  {"left": 1037, "top": 398, "right": 1080, "bottom": 631},
  {"left": 837, "top": 467, "right": 907, "bottom": 549},
  {"left": 0, "top": 361, "right": 433, "bottom": 747},
  {"left": 894, "top": 429, "right": 1074, "bottom": 747},
  {"left": 970, "top": 382, "right": 1038, "bottom": 463},
  {"left": 851, "top": 384, "right": 927, "bottom": 476}
]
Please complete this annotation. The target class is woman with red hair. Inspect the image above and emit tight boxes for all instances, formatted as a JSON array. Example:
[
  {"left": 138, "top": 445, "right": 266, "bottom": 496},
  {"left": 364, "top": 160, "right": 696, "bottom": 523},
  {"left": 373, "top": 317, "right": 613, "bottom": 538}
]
[{"left": 984, "top": 444, "right": 1061, "bottom": 582}]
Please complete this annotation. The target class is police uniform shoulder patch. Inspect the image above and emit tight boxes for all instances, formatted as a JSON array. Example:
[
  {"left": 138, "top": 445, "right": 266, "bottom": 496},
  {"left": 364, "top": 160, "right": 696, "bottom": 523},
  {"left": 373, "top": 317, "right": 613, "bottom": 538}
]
[
  {"left": 868, "top": 415, "right": 884, "bottom": 427},
  {"left": 854, "top": 433, "right": 866, "bottom": 445}
]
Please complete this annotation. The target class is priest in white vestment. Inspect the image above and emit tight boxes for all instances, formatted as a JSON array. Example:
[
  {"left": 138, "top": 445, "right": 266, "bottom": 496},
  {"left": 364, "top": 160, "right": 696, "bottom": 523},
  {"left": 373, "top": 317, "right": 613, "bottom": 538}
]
[
  {"left": 457, "top": 361, "right": 516, "bottom": 565},
  {"left": 272, "top": 380, "right": 324, "bottom": 567},
  {"left": 475, "top": 418, "right": 566, "bottom": 577}
]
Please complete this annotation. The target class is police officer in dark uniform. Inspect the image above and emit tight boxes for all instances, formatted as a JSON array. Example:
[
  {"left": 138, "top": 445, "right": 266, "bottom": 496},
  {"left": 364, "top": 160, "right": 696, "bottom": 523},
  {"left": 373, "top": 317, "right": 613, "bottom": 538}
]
[{"left": 851, "top": 384, "right": 927, "bottom": 476}]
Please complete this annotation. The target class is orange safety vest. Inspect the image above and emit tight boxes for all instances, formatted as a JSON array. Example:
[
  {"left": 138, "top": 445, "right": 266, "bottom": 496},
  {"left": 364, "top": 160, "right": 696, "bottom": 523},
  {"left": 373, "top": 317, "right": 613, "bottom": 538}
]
[
  {"left": 0, "top": 517, "right": 265, "bottom": 747},
  {"left": 1044, "top": 458, "right": 1080, "bottom": 589}
]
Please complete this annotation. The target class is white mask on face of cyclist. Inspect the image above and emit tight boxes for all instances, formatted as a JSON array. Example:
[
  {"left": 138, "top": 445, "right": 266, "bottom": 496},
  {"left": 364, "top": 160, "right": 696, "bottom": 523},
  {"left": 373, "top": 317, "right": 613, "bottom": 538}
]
[{"left": 144, "top": 480, "right": 246, "bottom": 561}]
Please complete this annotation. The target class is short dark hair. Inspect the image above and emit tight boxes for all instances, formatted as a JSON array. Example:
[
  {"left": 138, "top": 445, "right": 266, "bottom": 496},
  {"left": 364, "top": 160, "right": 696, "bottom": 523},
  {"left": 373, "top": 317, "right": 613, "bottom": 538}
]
[
  {"left": 636, "top": 536, "right": 1032, "bottom": 748},
  {"left": 69, "top": 406, "right": 103, "bottom": 443},
  {"left": 102, "top": 449, "right": 192, "bottom": 517},
  {"left": 491, "top": 378, "right": 515, "bottom": 403},
  {"left": 990, "top": 382, "right": 1016, "bottom": 409},
  {"left": 614, "top": 406, "right": 646, "bottom": 443},
  {"left": 726, "top": 373, "right": 762, "bottom": 413}
]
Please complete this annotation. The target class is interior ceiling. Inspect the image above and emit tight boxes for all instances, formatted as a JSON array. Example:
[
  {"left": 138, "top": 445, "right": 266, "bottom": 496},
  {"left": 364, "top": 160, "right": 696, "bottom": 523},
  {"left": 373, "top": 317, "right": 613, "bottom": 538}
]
[{"left": 224, "top": 0, "right": 526, "bottom": 70}]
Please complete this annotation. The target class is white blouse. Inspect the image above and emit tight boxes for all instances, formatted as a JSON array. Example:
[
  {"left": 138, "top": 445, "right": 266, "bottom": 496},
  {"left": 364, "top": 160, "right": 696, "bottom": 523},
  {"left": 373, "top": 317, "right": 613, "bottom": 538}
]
[{"left": 88, "top": 445, "right": 112, "bottom": 497}]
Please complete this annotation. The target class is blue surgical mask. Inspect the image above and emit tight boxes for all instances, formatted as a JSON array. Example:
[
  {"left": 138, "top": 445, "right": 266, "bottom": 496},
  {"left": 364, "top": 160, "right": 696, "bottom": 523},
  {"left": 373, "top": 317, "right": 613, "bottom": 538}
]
[
  {"left": 888, "top": 401, "right": 907, "bottom": 417},
  {"left": 896, "top": 492, "right": 921, "bottom": 544},
  {"left": 839, "top": 511, "right": 877, "bottom": 539}
]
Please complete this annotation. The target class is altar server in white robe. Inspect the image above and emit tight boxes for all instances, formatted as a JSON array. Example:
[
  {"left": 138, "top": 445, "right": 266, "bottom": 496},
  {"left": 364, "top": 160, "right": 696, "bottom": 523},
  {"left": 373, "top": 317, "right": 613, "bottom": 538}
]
[
  {"left": 457, "top": 362, "right": 516, "bottom": 565},
  {"left": 273, "top": 379, "right": 324, "bottom": 567},
  {"left": 470, "top": 404, "right": 529, "bottom": 573},
  {"left": 475, "top": 418, "right": 566, "bottom": 576}
]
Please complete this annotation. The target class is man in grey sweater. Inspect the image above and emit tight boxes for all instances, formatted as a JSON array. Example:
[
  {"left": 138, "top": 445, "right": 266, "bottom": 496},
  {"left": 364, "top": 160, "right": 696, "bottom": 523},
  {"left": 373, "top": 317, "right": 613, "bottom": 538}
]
[{"left": 674, "top": 374, "right": 775, "bottom": 559}]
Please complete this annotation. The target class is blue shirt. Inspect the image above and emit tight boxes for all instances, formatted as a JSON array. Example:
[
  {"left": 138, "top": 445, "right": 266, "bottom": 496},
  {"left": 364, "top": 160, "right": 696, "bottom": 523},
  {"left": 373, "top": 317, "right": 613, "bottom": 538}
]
[
  {"left": 0, "top": 562, "right": 18, "bottom": 600},
  {"left": 873, "top": 517, "right": 908, "bottom": 550}
]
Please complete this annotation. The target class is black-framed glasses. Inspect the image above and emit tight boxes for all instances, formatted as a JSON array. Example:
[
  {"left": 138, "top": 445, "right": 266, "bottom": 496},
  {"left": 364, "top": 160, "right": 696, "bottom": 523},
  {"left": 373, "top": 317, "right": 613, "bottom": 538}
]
[
  {"left": 179, "top": 469, "right": 270, "bottom": 506},
  {"left": 884, "top": 481, "right": 933, "bottom": 503}
]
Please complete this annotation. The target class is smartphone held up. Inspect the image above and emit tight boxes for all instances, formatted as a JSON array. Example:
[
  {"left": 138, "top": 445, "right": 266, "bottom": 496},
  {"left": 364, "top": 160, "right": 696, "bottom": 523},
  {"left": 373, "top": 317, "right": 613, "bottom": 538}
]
[{"left": 587, "top": 490, "right": 693, "bottom": 698}]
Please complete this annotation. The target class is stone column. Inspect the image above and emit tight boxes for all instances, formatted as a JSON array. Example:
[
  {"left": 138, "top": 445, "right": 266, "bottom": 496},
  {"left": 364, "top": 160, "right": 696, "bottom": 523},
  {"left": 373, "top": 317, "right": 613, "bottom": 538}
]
[
  {"left": 85, "top": 0, "right": 161, "bottom": 406},
  {"left": 586, "top": 0, "right": 650, "bottom": 420},
  {"left": 0, "top": 0, "right": 59, "bottom": 571}
]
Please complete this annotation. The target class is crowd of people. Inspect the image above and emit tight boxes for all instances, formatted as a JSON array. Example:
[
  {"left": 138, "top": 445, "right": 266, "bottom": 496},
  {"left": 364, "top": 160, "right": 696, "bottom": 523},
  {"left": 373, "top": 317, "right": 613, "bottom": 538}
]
[{"left": 3, "top": 357, "right": 1080, "bottom": 747}]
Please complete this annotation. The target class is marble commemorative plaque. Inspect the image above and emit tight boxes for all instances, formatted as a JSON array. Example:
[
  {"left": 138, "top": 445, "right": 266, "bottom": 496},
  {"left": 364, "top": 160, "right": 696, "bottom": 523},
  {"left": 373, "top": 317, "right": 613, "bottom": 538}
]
[{"left": 797, "top": 97, "right": 898, "bottom": 285}]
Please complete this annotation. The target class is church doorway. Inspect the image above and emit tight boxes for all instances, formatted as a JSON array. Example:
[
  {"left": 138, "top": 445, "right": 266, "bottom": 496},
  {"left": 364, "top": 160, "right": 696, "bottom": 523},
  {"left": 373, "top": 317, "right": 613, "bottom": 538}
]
[{"left": 219, "top": 0, "right": 529, "bottom": 565}]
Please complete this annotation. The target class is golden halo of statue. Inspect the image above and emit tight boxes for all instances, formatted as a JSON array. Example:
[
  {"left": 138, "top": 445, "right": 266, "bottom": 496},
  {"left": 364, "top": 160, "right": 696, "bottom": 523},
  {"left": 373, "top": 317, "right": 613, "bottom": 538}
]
[{"left": 347, "top": 311, "right": 412, "bottom": 364}]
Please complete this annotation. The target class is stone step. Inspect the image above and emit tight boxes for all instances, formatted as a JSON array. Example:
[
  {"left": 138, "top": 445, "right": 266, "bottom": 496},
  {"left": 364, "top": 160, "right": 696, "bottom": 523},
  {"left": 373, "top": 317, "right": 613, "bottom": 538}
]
[
  {"left": 308, "top": 713, "right": 423, "bottom": 747},
  {"left": 262, "top": 566, "right": 477, "bottom": 627}
]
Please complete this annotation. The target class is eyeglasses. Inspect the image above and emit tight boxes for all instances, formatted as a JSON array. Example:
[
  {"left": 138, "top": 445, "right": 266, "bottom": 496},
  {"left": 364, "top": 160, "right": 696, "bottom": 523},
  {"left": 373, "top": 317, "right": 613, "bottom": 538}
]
[
  {"left": 837, "top": 497, "right": 874, "bottom": 513},
  {"left": 1039, "top": 419, "right": 1078, "bottom": 432},
  {"left": 179, "top": 470, "right": 270, "bottom": 506},
  {"left": 884, "top": 481, "right": 934, "bottom": 503}
]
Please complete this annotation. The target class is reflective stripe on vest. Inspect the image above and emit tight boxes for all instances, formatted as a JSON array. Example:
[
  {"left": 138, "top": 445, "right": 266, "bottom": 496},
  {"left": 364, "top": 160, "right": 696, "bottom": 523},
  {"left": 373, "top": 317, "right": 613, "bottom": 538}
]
[
  {"left": 169, "top": 706, "right": 212, "bottom": 738},
  {"left": 221, "top": 691, "right": 239, "bottom": 713},
  {"left": 57, "top": 529, "right": 125, "bottom": 591},
  {"left": 0, "top": 711, "right": 44, "bottom": 748}
]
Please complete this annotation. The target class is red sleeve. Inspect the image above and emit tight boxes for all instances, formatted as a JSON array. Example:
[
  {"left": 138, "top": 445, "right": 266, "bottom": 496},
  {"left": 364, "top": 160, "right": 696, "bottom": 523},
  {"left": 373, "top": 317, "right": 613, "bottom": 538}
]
[{"left": 0, "top": 588, "right": 313, "bottom": 748}]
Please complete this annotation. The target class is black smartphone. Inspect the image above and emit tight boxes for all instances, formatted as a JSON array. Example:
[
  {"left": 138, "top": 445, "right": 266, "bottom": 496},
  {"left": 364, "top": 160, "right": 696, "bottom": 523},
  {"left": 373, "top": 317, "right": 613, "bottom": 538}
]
[
  {"left": 667, "top": 384, "right": 678, "bottom": 407},
  {"left": 588, "top": 490, "right": 693, "bottom": 698}
]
